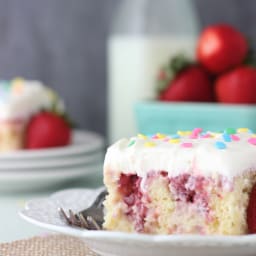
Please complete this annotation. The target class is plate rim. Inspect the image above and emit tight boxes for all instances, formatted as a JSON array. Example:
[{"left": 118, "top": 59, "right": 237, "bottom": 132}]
[
  {"left": 0, "top": 151, "right": 103, "bottom": 169},
  {"left": 0, "top": 163, "right": 102, "bottom": 180},
  {"left": 0, "top": 130, "right": 104, "bottom": 160}
]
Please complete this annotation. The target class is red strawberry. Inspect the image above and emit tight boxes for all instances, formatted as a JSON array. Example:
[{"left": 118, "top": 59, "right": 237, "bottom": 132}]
[
  {"left": 159, "top": 65, "right": 214, "bottom": 102},
  {"left": 25, "top": 111, "right": 71, "bottom": 149},
  {"left": 247, "top": 184, "right": 256, "bottom": 233},
  {"left": 215, "top": 66, "right": 256, "bottom": 104},
  {"left": 197, "top": 24, "right": 248, "bottom": 74}
]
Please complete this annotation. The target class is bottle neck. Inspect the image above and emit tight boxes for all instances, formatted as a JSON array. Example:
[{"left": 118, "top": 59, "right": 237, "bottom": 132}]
[{"left": 109, "top": 0, "right": 201, "bottom": 36}]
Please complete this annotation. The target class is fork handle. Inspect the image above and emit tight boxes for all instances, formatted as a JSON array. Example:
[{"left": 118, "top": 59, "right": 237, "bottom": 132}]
[{"left": 92, "top": 189, "right": 108, "bottom": 208}]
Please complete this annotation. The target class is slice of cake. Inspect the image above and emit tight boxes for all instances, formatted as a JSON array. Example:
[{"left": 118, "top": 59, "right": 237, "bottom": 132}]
[
  {"left": 0, "top": 78, "right": 64, "bottom": 152},
  {"left": 103, "top": 128, "right": 256, "bottom": 235}
]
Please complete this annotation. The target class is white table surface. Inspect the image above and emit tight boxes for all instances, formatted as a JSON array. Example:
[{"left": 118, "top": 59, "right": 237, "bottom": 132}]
[{"left": 0, "top": 172, "right": 103, "bottom": 243}]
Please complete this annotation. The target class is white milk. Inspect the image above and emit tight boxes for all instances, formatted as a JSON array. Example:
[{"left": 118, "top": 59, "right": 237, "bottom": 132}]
[{"left": 107, "top": 36, "right": 196, "bottom": 144}]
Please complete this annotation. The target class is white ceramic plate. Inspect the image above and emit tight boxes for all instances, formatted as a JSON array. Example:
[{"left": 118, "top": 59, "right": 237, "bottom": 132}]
[
  {"left": 0, "top": 130, "right": 104, "bottom": 160},
  {"left": 0, "top": 165, "right": 102, "bottom": 192},
  {"left": 20, "top": 188, "right": 256, "bottom": 256},
  {"left": 0, "top": 151, "right": 103, "bottom": 170}
]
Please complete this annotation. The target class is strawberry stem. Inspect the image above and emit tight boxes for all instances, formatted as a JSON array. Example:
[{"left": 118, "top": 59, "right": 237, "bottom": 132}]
[
  {"left": 244, "top": 38, "right": 256, "bottom": 67},
  {"left": 169, "top": 54, "right": 192, "bottom": 73},
  {"left": 156, "top": 53, "right": 193, "bottom": 93}
]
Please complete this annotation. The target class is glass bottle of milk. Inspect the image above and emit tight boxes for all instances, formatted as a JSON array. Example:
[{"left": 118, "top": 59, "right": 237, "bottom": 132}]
[{"left": 107, "top": 0, "right": 200, "bottom": 143}]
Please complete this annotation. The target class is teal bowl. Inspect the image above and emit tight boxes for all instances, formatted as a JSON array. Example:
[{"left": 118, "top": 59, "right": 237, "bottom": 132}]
[{"left": 134, "top": 101, "right": 256, "bottom": 134}]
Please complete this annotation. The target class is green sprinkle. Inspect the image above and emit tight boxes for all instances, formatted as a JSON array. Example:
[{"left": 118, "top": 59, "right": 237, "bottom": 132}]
[
  {"left": 128, "top": 140, "right": 136, "bottom": 147},
  {"left": 225, "top": 128, "right": 236, "bottom": 134},
  {"left": 1, "top": 80, "right": 11, "bottom": 91}
]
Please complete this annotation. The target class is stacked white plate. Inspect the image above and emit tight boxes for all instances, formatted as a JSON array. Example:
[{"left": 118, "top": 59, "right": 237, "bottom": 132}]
[{"left": 0, "top": 130, "right": 105, "bottom": 191}]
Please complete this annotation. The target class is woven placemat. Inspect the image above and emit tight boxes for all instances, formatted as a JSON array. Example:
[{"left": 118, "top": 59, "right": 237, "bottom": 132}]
[{"left": 0, "top": 234, "right": 98, "bottom": 256}]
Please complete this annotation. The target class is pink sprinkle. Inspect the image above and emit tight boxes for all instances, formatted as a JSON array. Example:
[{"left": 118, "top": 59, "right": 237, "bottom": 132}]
[
  {"left": 152, "top": 135, "right": 158, "bottom": 139},
  {"left": 181, "top": 142, "right": 193, "bottom": 148},
  {"left": 163, "top": 138, "right": 169, "bottom": 142},
  {"left": 193, "top": 128, "right": 203, "bottom": 134},
  {"left": 248, "top": 138, "right": 256, "bottom": 145},
  {"left": 190, "top": 128, "right": 202, "bottom": 139},
  {"left": 201, "top": 134, "right": 211, "bottom": 138},
  {"left": 231, "top": 134, "right": 240, "bottom": 141}
]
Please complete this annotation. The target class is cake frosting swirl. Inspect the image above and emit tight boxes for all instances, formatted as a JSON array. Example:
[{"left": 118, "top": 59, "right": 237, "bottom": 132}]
[{"left": 104, "top": 128, "right": 256, "bottom": 178}]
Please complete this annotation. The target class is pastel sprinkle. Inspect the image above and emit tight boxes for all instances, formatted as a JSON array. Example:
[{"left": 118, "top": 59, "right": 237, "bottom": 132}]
[
  {"left": 237, "top": 128, "right": 249, "bottom": 133},
  {"left": 215, "top": 141, "right": 227, "bottom": 149},
  {"left": 128, "top": 140, "right": 136, "bottom": 147},
  {"left": 181, "top": 142, "right": 193, "bottom": 148},
  {"left": 251, "top": 134, "right": 256, "bottom": 138},
  {"left": 169, "top": 139, "right": 180, "bottom": 144},
  {"left": 12, "top": 77, "right": 24, "bottom": 83},
  {"left": 201, "top": 133, "right": 211, "bottom": 138},
  {"left": 231, "top": 134, "right": 240, "bottom": 141},
  {"left": 152, "top": 133, "right": 166, "bottom": 139},
  {"left": 144, "top": 141, "right": 156, "bottom": 147},
  {"left": 138, "top": 134, "right": 147, "bottom": 140},
  {"left": 1, "top": 80, "right": 10, "bottom": 91},
  {"left": 225, "top": 128, "right": 236, "bottom": 134},
  {"left": 208, "top": 133, "right": 217, "bottom": 138},
  {"left": 192, "top": 127, "right": 203, "bottom": 135},
  {"left": 12, "top": 77, "right": 24, "bottom": 90},
  {"left": 222, "top": 133, "right": 231, "bottom": 142},
  {"left": 177, "top": 130, "right": 192, "bottom": 136},
  {"left": 189, "top": 128, "right": 202, "bottom": 139},
  {"left": 171, "top": 134, "right": 180, "bottom": 139},
  {"left": 156, "top": 133, "right": 166, "bottom": 139},
  {"left": 248, "top": 138, "right": 256, "bottom": 145},
  {"left": 12, "top": 81, "right": 24, "bottom": 94}
]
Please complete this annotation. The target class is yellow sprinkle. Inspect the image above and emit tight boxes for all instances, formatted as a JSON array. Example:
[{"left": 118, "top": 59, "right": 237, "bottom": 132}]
[
  {"left": 12, "top": 78, "right": 24, "bottom": 94},
  {"left": 156, "top": 133, "right": 166, "bottom": 139},
  {"left": 237, "top": 128, "right": 249, "bottom": 133},
  {"left": 137, "top": 133, "right": 147, "bottom": 140},
  {"left": 209, "top": 133, "right": 217, "bottom": 138},
  {"left": 144, "top": 141, "right": 156, "bottom": 147},
  {"left": 169, "top": 139, "right": 180, "bottom": 144},
  {"left": 12, "top": 77, "right": 24, "bottom": 83},
  {"left": 252, "top": 134, "right": 256, "bottom": 138},
  {"left": 177, "top": 130, "right": 192, "bottom": 136}
]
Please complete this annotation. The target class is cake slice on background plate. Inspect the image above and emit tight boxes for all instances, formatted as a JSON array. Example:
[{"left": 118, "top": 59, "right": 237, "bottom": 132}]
[
  {"left": 103, "top": 128, "right": 256, "bottom": 235},
  {"left": 0, "top": 77, "right": 67, "bottom": 152}
]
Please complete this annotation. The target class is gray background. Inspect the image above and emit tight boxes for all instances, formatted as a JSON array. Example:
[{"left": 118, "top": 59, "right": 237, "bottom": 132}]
[{"left": 0, "top": 0, "right": 255, "bottom": 136}]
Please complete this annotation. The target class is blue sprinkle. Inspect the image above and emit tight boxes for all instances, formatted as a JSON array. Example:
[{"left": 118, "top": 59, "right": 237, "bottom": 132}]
[
  {"left": 222, "top": 133, "right": 231, "bottom": 142},
  {"left": 171, "top": 134, "right": 180, "bottom": 139},
  {"left": 215, "top": 141, "right": 227, "bottom": 149}
]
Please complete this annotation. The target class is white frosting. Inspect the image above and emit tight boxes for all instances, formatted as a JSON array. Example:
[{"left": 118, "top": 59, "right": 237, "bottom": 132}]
[
  {"left": 104, "top": 130, "right": 256, "bottom": 178},
  {"left": 0, "top": 79, "right": 61, "bottom": 121}
]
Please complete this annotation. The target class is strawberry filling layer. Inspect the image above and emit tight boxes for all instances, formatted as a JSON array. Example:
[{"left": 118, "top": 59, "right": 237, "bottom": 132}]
[
  {"left": 118, "top": 174, "right": 147, "bottom": 232},
  {"left": 117, "top": 172, "right": 227, "bottom": 233},
  {"left": 169, "top": 174, "right": 210, "bottom": 216}
]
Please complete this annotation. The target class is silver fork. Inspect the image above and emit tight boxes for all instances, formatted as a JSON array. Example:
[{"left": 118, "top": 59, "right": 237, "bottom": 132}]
[{"left": 59, "top": 189, "right": 107, "bottom": 230}]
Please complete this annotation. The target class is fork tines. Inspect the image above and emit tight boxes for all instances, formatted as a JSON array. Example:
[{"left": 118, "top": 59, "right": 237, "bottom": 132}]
[{"left": 59, "top": 207, "right": 101, "bottom": 230}]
